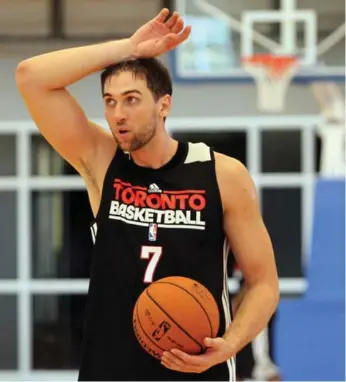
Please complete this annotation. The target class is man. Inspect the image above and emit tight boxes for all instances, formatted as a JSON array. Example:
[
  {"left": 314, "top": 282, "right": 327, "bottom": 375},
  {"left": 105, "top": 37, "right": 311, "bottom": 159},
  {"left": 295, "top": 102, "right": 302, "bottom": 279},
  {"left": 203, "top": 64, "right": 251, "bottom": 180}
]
[{"left": 16, "top": 8, "right": 279, "bottom": 381}]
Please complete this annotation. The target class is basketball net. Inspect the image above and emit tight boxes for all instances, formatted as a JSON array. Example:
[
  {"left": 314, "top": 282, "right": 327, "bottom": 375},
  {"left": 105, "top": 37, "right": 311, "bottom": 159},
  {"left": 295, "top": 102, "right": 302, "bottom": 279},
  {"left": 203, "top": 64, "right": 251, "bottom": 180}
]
[{"left": 242, "top": 54, "right": 298, "bottom": 112}]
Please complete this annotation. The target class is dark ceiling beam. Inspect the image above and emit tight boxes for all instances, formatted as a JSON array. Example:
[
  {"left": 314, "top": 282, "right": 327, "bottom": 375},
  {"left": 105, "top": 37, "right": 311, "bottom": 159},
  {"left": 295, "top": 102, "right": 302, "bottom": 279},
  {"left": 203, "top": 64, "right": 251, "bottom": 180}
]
[
  {"left": 162, "top": 0, "right": 174, "bottom": 13},
  {"left": 49, "top": 0, "right": 64, "bottom": 39}
]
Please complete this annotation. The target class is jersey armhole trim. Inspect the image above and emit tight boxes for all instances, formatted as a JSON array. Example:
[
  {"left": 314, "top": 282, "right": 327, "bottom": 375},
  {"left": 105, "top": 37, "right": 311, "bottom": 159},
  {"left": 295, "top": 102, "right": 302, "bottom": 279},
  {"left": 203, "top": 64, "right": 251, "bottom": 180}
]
[
  {"left": 90, "top": 221, "right": 98, "bottom": 244},
  {"left": 93, "top": 146, "right": 121, "bottom": 222},
  {"left": 211, "top": 150, "right": 225, "bottom": 226}
]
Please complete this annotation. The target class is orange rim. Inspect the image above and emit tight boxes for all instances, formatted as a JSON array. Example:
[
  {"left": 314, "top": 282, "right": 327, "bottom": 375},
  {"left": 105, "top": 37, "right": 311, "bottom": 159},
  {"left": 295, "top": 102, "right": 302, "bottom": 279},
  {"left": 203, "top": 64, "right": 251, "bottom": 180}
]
[{"left": 242, "top": 54, "right": 298, "bottom": 76}]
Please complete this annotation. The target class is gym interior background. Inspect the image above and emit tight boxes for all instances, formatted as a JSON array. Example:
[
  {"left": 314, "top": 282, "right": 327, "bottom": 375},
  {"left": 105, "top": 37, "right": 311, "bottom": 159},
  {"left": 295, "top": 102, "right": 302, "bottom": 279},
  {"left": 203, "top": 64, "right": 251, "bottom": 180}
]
[{"left": 0, "top": 0, "right": 344, "bottom": 380}]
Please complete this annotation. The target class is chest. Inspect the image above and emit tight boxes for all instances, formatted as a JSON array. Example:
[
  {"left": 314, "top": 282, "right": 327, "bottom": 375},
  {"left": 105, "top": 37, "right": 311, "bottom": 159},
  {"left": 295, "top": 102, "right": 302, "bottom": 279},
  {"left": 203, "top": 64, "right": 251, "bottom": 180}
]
[
  {"left": 97, "top": 166, "right": 222, "bottom": 249},
  {"left": 93, "top": 168, "right": 226, "bottom": 288},
  {"left": 102, "top": 169, "right": 221, "bottom": 231}
]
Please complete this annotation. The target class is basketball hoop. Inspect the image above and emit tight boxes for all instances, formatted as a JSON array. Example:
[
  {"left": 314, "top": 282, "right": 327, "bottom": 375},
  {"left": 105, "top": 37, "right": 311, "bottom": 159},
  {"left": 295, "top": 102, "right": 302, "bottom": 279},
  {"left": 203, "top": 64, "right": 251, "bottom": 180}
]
[{"left": 242, "top": 54, "right": 298, "bottom": 112}]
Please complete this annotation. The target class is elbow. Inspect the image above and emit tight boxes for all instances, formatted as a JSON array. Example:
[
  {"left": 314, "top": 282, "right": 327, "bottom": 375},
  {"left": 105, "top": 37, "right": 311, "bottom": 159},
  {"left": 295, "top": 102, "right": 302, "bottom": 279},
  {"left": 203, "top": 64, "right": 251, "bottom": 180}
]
[
  {"left": 15, "top": 60, "right": 37, "bottom": 90},
  {"left": 248, "top": 278, "right": 280, "bottom": 311},
  {"left": 260, "top": 281, "right": 280, "bottom": 317},
  {"left": 273, "top": 283, "right": 280, "bottom": 308},
  {"left": 270, "top": 279, "right": 280, "bottom": 311}
]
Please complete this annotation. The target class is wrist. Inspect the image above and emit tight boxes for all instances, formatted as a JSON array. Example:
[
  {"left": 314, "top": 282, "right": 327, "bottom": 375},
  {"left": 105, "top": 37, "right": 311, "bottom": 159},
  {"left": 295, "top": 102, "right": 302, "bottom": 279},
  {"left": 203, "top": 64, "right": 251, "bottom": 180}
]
[
  {"left": 123, "top": 38, "right": 139, "bottom": 60},
  {"left": 223, "top": 330, "right": 241, "bottom": 355},
  {"left": 106, "top": 39, "right": 138, "bottom": 62},
  {"left": 127, "top": 37, "right": 141, "bottom": 59}
]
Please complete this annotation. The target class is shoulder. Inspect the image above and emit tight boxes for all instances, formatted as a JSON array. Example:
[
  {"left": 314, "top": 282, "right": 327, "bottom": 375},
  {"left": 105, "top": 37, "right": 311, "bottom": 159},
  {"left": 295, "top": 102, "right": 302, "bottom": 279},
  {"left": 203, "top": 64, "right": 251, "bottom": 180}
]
[
  {"left": 214, "top": 152, "right": 248, "bottom": 180},
  {"left": 214, "top": 152, "right": 257, "bottom": 213}
]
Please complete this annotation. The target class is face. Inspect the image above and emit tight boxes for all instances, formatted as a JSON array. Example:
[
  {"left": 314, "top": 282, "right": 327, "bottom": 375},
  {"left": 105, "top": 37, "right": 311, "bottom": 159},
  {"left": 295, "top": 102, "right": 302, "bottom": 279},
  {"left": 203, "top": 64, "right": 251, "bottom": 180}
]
[{"left": 103, "top": 71, "right": 170, "bottom": 152}]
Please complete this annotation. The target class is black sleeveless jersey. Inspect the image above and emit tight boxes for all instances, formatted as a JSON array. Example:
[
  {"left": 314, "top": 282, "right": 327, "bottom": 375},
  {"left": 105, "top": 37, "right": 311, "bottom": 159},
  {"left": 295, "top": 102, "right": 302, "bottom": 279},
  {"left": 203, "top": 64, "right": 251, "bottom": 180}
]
[{"left": 78, "top": 141, "right": 235, "bottom": 381}]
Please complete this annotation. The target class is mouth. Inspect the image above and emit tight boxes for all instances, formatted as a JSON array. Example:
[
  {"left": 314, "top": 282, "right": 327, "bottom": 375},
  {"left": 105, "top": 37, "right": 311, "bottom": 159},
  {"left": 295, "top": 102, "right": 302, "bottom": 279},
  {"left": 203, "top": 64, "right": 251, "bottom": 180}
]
[
  {"left": 116, "top": 128, "right": 132, "bottom": 142},
  {"left": 118, "top": 128, "right": 130, "bottom": 136}
]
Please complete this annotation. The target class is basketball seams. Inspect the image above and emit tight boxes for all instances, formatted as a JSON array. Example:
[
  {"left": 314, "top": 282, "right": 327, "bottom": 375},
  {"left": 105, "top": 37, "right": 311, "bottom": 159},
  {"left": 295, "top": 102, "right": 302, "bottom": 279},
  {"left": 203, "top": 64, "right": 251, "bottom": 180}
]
[
  {"left": 153, "top": 281, "right": 215, "bottom": 337},
  {"left": 145, "top": 288, "right": 204, "bottom": 352},
  {"left": 133, "top": 302, "right": 166, "bottom": 358}
]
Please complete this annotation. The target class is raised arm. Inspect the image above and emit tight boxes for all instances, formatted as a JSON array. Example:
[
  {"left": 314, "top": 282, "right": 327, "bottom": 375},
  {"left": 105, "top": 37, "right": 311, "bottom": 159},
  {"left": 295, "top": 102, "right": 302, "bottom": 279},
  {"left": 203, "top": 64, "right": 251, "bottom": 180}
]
[
  {"left": 15, "top": 39, "right": 132, "bottom": 176},
  {"left": 15, "top": 8, "right": 191, "bottom": 179}
]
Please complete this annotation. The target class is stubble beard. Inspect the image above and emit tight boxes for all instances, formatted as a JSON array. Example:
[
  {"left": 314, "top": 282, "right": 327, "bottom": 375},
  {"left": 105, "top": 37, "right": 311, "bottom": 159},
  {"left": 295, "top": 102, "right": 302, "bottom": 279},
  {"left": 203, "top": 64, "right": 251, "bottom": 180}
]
[{"left": 114, "top": 117, "right": 157, "bottom": 152}]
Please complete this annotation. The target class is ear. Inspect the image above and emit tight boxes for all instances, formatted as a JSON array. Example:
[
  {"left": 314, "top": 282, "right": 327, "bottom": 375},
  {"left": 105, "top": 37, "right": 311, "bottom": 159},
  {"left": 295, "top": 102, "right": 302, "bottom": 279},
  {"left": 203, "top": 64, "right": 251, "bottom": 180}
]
[{"left": 159, "top": 95, "right": 172, "bottom": 119}]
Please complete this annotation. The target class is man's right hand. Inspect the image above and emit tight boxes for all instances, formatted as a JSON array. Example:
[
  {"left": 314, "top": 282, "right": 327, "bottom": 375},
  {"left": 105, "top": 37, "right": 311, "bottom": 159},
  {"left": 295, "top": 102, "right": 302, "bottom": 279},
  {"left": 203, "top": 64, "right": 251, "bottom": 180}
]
[{"left": 130, "top": 8, "right": 191, "bottom": 58}]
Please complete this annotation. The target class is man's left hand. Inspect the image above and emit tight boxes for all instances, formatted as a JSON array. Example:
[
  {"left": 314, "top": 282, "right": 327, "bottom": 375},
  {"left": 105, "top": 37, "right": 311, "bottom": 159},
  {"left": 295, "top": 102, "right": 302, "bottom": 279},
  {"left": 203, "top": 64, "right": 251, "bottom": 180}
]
[{"left": 161, "top": 337, "right": 234, "bottom": 374}]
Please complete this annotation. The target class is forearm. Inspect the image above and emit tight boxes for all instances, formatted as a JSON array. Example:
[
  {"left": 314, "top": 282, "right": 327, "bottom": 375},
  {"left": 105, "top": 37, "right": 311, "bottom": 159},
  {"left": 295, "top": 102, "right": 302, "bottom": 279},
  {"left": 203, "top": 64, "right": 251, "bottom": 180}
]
[
  {"left": 16, "top": 39, "right": 135, "bottom": 90},
  {"left": 224, "top": 282, "right": 279, "bottom": 355},
  {"left": 231, "top": 284, "right": 247, "bottom": 315}
]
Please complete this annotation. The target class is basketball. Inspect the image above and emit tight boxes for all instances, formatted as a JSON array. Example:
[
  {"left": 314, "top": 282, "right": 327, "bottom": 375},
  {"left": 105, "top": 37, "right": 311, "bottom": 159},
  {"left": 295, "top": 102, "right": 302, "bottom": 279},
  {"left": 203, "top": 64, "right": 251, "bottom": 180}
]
[{"left": 133, "top": 276, "right": 220, "bottom": 360}]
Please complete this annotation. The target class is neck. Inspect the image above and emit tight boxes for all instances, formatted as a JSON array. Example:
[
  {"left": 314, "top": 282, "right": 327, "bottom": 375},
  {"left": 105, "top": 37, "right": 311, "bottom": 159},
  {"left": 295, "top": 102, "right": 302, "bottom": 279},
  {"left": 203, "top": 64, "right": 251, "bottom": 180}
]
[{"left": 130, "top": 128, "right": 178, "bottom": 169}]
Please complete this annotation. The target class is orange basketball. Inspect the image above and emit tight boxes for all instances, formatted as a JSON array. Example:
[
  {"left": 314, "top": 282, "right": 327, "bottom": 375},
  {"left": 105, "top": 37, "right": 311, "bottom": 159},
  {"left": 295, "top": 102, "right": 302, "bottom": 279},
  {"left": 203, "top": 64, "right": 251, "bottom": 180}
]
[{"left": 133, "top": 276, "right": 220, "bottom": 360}]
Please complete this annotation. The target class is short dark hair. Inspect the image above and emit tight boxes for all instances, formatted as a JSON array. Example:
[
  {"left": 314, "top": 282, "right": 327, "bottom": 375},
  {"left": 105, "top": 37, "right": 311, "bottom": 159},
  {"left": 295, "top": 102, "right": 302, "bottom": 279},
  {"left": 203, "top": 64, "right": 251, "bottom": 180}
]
[{"left": 100, "top": 58, "right": 173, "bottom": 101}]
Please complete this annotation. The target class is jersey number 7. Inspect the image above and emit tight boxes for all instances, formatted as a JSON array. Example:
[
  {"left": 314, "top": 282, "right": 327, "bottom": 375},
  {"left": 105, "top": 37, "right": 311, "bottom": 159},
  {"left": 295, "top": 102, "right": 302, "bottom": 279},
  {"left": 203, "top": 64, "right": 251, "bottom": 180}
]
[{"left": 140, "top": 246, "right": 163, "bottom": 283}]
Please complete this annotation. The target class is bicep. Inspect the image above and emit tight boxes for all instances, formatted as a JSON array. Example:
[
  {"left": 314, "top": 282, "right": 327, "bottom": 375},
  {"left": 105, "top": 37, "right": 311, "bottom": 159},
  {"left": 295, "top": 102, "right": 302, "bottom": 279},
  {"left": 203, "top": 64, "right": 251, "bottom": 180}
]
[
  {"left": 222, "top": 166, "right": 278, "bottom": 286},
  {"left": 224, "top": 206, "right": 276, "bottom": 285},
  {"left": 19, "top": 86, "right": 110, "bottom": 174}
]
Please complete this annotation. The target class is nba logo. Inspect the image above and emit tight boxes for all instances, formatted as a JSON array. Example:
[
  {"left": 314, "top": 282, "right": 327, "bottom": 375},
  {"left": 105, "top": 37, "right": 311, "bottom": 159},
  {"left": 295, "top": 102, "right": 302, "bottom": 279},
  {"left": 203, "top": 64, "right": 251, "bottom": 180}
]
[
  {"left": 152, "top": 321, "right": 171, "bottom": 341},
  {"left": 148, "top": 223, "right": 158, "bottom": 241}
]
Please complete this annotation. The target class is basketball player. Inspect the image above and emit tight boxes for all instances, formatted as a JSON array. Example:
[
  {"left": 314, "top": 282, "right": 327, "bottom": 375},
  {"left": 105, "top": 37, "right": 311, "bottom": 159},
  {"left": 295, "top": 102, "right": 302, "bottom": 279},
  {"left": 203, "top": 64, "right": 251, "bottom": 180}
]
[{"left": 16, "top": 8, "right": 279, "bottom": 381}]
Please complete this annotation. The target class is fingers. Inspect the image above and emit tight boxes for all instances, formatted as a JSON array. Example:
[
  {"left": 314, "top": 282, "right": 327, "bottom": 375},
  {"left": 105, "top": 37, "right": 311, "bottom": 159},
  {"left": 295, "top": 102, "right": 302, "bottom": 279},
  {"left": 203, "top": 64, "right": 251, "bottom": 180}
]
[
  {"left": 161, "top": 26, "right": 191, "bottom": 50},
  {"left": 171, "top": 348, "right": 208, "bottom": 366},
  {"left": 165, "top": 11, "right": 179, "bottom": 28},
  {"left": 160, "top": 9, "right": 188, "bottom": 35},
  {"left": 161, "top": 352, "right": 186, "bottom": 370},
  {"left": 171, "top": 17, "right": 185, "bottom": 34},
  {"left": 176, "top": 25, "right": 192, "bottom": 43},
  {"left": 166, "top": 12, "right": 185, "bottom": 35},
  {"left": 161, "top": 351, "right": 202, "bottom": 373},
  {"left": 155, "top": 8, "right": 170, "bottom": 22}
]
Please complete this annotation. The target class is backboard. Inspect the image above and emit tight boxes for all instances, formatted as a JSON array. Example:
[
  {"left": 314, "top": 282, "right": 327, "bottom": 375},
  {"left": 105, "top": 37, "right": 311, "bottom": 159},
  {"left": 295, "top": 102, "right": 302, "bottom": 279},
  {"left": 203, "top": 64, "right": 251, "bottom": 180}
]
[{"left": 171, "top": 0, "right": 345, "bottom": 83}]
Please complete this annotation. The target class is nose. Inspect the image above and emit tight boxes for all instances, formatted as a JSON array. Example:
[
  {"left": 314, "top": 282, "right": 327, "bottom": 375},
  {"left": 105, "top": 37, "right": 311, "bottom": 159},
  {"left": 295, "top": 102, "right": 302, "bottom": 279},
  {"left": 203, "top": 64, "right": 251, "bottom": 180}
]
[{"left": 113, "top": 104, "right": 127, "bottom": 125}]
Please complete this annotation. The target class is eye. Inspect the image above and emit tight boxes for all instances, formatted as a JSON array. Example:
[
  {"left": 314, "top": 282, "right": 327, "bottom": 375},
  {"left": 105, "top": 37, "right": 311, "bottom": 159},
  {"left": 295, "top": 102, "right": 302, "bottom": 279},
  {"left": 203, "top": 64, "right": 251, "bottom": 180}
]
[
  {"left": 105, "top": 98, "right": 115, "bottom": 106},
  {"left": 127, "top": 96, "right": 139, "bottom": 104}
]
